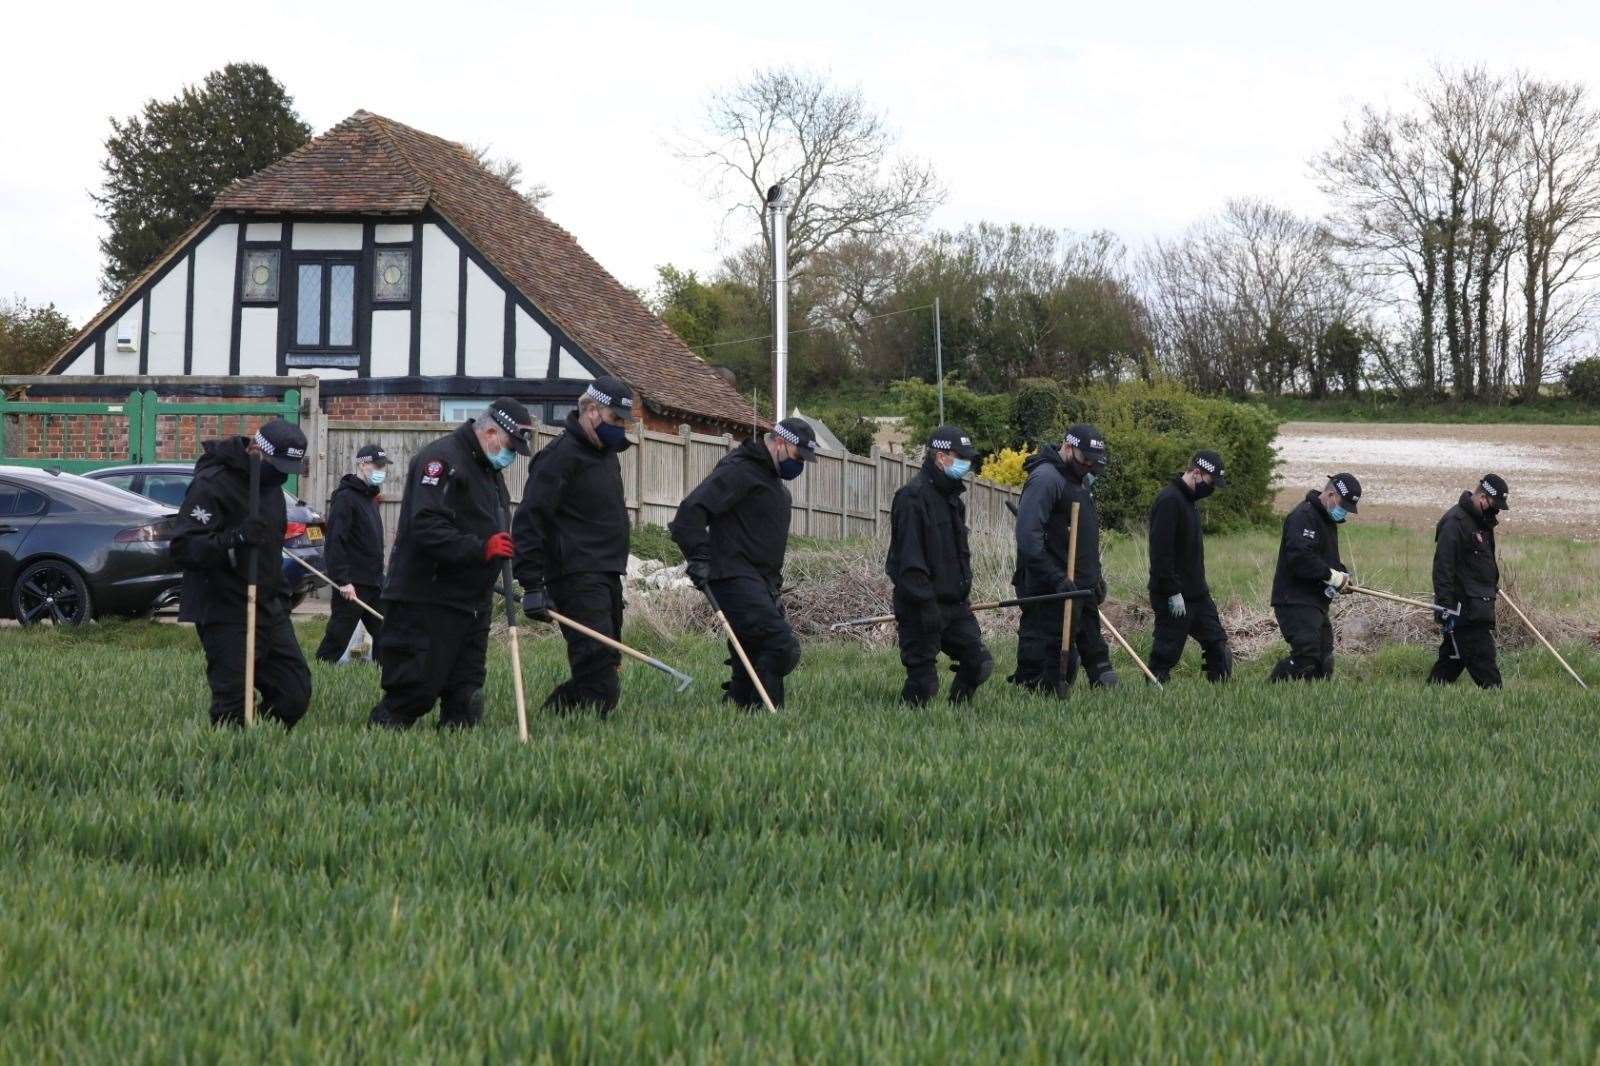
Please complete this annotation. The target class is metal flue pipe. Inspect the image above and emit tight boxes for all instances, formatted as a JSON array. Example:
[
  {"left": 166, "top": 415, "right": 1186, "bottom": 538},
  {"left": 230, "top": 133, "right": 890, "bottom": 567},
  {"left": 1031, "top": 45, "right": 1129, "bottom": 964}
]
[{"left": 767, "top": 183, "right": 789, "bottom": 424}]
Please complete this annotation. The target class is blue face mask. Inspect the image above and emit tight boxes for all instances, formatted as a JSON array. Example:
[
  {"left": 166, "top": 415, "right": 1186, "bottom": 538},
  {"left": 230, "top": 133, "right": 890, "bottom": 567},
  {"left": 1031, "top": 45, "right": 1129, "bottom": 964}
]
[
  {"left": 778, "top": 458, "right": 805, "bottom": 481},
  {"left": 596, "top": 421, "right": 629, "bottom": 450},
  {"left": 367, "top": 468, "right": 387, "bottom": 488},
  {"left": 488, "top": 448, "right": 515, "bottom": 471},
  {"left": 945, "top": 458, "right": 971, "bottom": 480},
  {"left": 1329, "top": 504, "right": 1348, "bottom": 523}
]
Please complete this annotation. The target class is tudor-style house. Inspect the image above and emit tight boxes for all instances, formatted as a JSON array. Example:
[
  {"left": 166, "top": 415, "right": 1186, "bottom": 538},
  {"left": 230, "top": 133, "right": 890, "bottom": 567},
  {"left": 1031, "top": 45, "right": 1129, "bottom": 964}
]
[{"left": 43, "top": 110, "right": 759, "bottom": 435}]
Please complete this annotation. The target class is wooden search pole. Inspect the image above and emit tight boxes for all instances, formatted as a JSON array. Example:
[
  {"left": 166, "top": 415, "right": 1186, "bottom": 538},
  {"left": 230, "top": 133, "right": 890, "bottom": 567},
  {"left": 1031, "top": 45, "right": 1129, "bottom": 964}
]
[
  {"left": 284, "top": 551, "right": 384, "bottom": 622},
  {"left": 1096, "top": 609, "right": 1162, "bottom": 688},
  {"left": 542, "top": 609, "right": 694, "bottom": 692},
  {"left": 701, "top": 585, "right": 777, "bottom": 714},
  {"left": 496, "top": 505, "right": 529, "bottom": 743},
  {"left": 1345, "top": 583, "right": 1437, "bottom": 612},
  {"left": 1500, "top": 589, "right": 1589, "bottom": 690},
  {"left": 1059, "top": 501, "right": 1081, "bottom": 690},
  {"left": 243, "top": 454, "right": 260, "bottom": 728}
]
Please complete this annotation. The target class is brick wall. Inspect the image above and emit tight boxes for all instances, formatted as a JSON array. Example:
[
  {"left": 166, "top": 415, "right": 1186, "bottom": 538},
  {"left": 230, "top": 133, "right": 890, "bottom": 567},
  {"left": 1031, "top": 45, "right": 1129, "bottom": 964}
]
[
  {"left": 6, "top": 396, "right": 276, "bottom": 463},
  {"left": 324, "top": 394, "right": 440, "bottom": 421}
]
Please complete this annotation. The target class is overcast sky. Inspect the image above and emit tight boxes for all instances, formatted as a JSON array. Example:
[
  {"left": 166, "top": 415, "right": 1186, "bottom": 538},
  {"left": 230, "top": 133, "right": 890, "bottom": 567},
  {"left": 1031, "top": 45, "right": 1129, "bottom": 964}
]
[{"left": 4, "top": 0, "right": 1599, "bottom": 324}]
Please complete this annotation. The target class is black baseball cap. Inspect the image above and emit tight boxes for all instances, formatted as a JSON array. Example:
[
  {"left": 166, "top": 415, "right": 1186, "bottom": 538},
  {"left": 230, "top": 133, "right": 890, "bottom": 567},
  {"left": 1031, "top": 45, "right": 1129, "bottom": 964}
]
[
  {"left": 773, "top": 417, "right": 820, "bottom": 462},
  {"left": 485, "top": 397, "right": 535, "bottom": 455},
  {"left": 1064, "top": 423, "right": 1108, "bottom": 470},
  {"left": 1191, "top": 450, "right": 1228, "bottom": 487},
  {"left": 252, "top": 419, "right": 308, "bottom": 475},
  {"left": 928, "top": 425, "right": 978, "bottom": 460},
  {"left": 1479, "top": 473, "right": 1510, "bottom": 510},
  {"left": 355, "top": 443, "right": 390, "bottom": 466},
  {"left": 1327, "top": 472, "right": 1362, "bottom": 513},
  {"left": 583, "top": 376, "right": 639, "bottom": 421}
]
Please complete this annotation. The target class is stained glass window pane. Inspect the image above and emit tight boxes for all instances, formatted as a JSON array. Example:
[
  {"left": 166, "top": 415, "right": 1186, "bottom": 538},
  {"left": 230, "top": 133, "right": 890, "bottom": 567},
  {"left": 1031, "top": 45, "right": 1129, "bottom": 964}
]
[
  {"left": 296, "top": 265, "right": 321, "bottom": 345},
  {"left": 241, "top": 250, "right": 280, "bottom": 302},
  {"left": 329, "top": 264, "right": 355, "bottom": 346},
  {"left": 374, "top": 247, "right": 411, "bottom": 302}
]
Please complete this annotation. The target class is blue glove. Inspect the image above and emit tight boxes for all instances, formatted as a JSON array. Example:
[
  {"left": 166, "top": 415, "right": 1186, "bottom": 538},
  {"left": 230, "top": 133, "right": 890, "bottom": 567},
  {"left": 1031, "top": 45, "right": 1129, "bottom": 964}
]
[{"left": 1167, "top": 592, "right": 1186, "bottom": 618}]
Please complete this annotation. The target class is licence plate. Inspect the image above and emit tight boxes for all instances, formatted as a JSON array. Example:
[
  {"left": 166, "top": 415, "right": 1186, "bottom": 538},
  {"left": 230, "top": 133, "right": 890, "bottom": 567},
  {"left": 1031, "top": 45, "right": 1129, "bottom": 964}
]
[{"left": 306, "top": 526, "right": 324, "bottom": 543}]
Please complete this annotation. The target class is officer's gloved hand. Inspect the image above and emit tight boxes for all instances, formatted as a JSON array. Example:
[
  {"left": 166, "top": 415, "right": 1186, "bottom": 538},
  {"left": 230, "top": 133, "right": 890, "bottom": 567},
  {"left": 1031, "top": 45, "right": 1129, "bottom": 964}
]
[
  {"left": 521, "top": 585, "right": 552, "bottom": 620},
  {"left": 483, "top": 532, "right": 514, "bottom": 562},
  {"left": 686, "top": 558, "right": 711, "bottom": 591},
  {"left": 1167, "top": 592, "right": 1186, "bottom": 618},
  {"left": 1326, "top": 568, "right": 1351, "bottom": 593},
  {"left": 1055, "top": 575, "right": 1077, "bottom": 596},
  {"left": 1434, "top": 606, "right": 1456, "bottom": 631},
  {"left": 1095, "top": 577, "right": 1108, "bottom": 605},
  {"left": 227, "top": 516, "right": 272, "bottom": 549}
]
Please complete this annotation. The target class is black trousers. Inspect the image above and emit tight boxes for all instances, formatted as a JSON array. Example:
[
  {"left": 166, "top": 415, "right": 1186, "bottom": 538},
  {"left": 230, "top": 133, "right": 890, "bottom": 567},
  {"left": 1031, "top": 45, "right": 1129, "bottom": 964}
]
[
  {"left": 196, "top": 615, "right": 312, "bottom": 729},
  {"left": 543, "top": 572, "right": 624, "bottom": 715},
  {"left": 711, "top": 575, "right": 800, "bottom": 710},
  {"left": 1148, "top": 593, "right": 1232, "bottom": 683},
  {"left": 1269, "top": 604, "right": 1334, "bottom": 681},
  {"left": 314, "top": 582, "right": 383, "bottom": 663},
  {"left": 369, "top": 598, "right": 491, "bottom": 729},
  {"left": 1427, "top": 622, "right": 1501, "bottom": 689},
  {"left": 1011, "top": 577, "right": 1114, "bottom": 693},
  {"left": 893, "top": 592, "right": 993, "bottom": 705}
]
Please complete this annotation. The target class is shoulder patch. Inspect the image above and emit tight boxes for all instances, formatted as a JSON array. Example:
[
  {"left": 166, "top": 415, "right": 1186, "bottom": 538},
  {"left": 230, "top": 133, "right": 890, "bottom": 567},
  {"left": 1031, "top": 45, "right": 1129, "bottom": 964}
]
[
  {"left": 188, "top": 505, "right": 212, "bottom": 525},
  {"left": 1300, "top": 527, "right": 1317, "bottom": 540},
  {"left": 420, "top": 459, "right": 445, "bottom": 487}
]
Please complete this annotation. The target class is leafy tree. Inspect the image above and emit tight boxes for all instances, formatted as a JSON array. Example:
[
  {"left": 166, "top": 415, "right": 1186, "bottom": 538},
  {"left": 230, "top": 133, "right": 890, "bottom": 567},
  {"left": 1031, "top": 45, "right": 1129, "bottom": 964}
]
[
  {"left": 1010, "top": 378, "right": 1066, "bottom": 446},
  {"left": 0, "top": 298, "right": 75, "bottom": 374},
  {"left": 469, "top": 144, "right": 552, "bottom": 210},
  {"left": 95, "top": 63, "right": 311, "bottom": 296},
  {"left": 1562, "top": 357, "right": 1600, "bottom": 403},
  {"left": 889, "top": 378, "right": 1012, "bottom": 458}
]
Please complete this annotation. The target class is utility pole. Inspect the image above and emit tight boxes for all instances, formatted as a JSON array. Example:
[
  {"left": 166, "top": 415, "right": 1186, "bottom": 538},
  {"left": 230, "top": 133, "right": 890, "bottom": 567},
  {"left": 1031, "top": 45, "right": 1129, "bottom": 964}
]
[
  {"left": 766, "top": 184, "right": 789, "bottom": 424},
  {"left": 934, "top": 296, "right": 944, "bottom": 424}
]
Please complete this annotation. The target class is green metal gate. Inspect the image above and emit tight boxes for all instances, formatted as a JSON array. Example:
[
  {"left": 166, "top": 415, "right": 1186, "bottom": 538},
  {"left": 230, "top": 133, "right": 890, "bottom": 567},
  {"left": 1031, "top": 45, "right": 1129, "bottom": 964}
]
[{"left": 0, "top": 388, "right": 302, "bottom": 491}]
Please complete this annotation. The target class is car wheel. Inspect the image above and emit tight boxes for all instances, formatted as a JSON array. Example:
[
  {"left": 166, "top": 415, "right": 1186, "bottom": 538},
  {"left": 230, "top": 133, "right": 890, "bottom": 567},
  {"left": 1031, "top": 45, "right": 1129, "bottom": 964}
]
[{"left": 12, "top": 560, "right": 93, "bottom": 626}]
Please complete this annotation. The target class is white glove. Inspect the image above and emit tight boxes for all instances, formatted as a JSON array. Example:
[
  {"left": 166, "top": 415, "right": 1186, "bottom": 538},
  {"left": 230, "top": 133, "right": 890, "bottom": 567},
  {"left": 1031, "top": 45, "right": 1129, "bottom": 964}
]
[
  {"left": 1167, "top": 593, "right": 1186, "bottom": 617},
  {"left": 338, "top": 583, "right": 357, "bottom": 601},
  {"left": 1326, "top": 569, "right": 1349, "bottom": 591}
]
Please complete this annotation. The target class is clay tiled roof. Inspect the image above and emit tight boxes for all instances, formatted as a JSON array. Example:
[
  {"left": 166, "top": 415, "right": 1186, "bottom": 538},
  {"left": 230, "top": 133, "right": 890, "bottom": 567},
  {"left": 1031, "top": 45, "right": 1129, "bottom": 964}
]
[{"left": 229, "top": 111, "right": 763, "bottom": 430}]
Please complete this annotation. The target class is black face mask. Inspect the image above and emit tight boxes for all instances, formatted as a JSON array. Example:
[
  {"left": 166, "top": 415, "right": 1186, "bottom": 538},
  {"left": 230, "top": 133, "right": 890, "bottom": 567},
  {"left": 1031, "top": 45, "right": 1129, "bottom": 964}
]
[
  {"left": 259, "top": 465, "right": 289, "bottom": 488},
  {"left": 1192, "top": 479, "right": 1215, "bottom": 500}
]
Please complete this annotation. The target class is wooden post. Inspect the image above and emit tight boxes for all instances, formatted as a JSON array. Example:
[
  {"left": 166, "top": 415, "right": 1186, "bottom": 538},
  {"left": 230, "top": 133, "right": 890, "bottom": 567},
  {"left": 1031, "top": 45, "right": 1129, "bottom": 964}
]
[
  {"left": 1060, "top": 501, "right": 1081, "bottom": 692},
  {"left": 679, "top": 424, "right": 693, "bottom": 502}
]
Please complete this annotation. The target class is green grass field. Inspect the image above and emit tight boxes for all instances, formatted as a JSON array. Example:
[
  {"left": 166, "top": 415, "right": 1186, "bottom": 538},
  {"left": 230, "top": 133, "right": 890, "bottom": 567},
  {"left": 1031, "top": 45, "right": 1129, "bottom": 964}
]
[{"left": 5, "top": 613, "right": 1600, "bottom": 1061}]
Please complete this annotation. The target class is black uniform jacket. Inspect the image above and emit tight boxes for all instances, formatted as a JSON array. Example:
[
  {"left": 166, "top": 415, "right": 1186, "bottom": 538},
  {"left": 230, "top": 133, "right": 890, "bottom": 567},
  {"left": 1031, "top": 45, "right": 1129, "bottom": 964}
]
[
  {"left": 170, "top": 436, "right": 290, "bottom": 625},
  {"left": 512, "top": 410, "right": 630, "bottom": 588},
  {"left": 1433, "top": 492, "right": 1500, "bottom": 624},
  {"left": 1270, "top": 490, "right": 1347, "bottom": 610},
  {"left": 1014, "top": 445, "right": 1101, "bottom": 589},
  {"left": 325, "top": 474, "right": 386, "bottom": 587},
  {"left": 1147, "top": 476, "right": 1209, "bottom": 600},
  {"left": 886, "top": 455, "right": 973, "bottom": 605},
  {"left": 383, "top": 421, "right": 509, "bottom": 613},
  {"left": 669, "top": 437, "right": 791, "bottom": 587}
]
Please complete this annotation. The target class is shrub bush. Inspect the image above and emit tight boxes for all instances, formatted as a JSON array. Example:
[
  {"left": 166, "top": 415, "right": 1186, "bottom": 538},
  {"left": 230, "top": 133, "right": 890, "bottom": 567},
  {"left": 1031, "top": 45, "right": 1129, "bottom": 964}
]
[
  {"left": 979, "top": 446, "right": 1029, "bottom": 487},
  {"left": 889, "top": 379, "right": 1013, "bottom": 457},
  {"left": 1564, "top": 358, "right": 1600, "bottom": 404},
  {"left": 1078, "top": 380, "right": 1279, "bottom": 533}
]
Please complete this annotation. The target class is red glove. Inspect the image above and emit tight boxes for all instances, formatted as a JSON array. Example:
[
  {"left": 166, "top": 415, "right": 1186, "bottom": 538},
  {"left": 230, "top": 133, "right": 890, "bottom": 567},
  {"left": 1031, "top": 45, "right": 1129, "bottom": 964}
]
[{"left": 483, "top": 532, "right": 514, "bottom": 562}]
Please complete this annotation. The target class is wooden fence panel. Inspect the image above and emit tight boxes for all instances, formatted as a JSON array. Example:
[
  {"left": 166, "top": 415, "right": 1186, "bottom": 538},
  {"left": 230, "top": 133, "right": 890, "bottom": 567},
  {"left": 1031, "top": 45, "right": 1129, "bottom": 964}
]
[{"left": 309, "top": 419, "right": 1020, "bottom": 558}]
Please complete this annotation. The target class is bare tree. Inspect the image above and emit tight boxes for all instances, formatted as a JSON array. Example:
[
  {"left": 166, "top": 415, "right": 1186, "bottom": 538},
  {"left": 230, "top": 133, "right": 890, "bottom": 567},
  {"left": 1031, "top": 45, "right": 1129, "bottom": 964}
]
[
  {"left": 469, "top": 144, "right": 552, "bottom": 210},
  {"left": 678, "top": 68, "right": 944, "bottom": 278},
  {"left": 1510, "top": 77, "right": 1600, "bottom": 399},
  {"left": 1316, "top": 103, "right": 1448, "bottom": 393}
]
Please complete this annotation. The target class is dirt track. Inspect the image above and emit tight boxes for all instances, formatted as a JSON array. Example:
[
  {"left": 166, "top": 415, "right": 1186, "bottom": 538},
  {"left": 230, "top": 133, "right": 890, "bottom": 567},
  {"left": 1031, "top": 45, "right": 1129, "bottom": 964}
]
[{"left": 1274, "top": 421, "right": 1600, "bottom": 540}]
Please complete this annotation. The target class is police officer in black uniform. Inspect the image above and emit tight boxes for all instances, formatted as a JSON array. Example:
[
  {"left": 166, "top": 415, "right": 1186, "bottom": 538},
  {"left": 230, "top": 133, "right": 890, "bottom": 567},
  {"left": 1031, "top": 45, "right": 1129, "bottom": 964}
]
[
  {"left": 670, "top": 416, "right": 815, "bottom": 710},
  {"left": 513, "top": 377, "right": 637, "bottom": 716},
  {"left": 1427, "top": 473, "right": 1509, "bottom": 689},
  {"left": 369, "top": 398, "right": 532, "bottom": 729},
  {"left": 886, "top": 425, "right": 994, "bottom": 706},
  {"left": 1268, "top": 472, "right": 1361, "bottom": 682},
  {"left": 1147, "top": 450, "right": 1233, "bottom": 684},
  {"left": 171, "top": 418, "right": 312, "bottom": 729},
  {"left": 1010, "top": 423, "right": 1116, "bottom": 693},
  {"left": 315, "top": 442, "right": 389, "bottom": 663}
]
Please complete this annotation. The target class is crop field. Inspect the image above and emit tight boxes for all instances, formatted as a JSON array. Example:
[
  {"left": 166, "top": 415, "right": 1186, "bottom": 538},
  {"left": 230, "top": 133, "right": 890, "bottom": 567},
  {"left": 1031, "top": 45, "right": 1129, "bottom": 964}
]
[{"left": 5, "top": 613, "right": 1600, "bottom": 1062}]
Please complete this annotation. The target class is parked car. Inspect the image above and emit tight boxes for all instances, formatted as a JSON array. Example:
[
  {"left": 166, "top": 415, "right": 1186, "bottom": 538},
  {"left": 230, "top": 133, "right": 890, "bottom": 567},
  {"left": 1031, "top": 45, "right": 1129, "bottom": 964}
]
[
  {"left": 83, "top": 463, "right": 327, "bottom": 606},
  {"left": 0, "top": 465, "right": 184, "bottom": 625}
]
